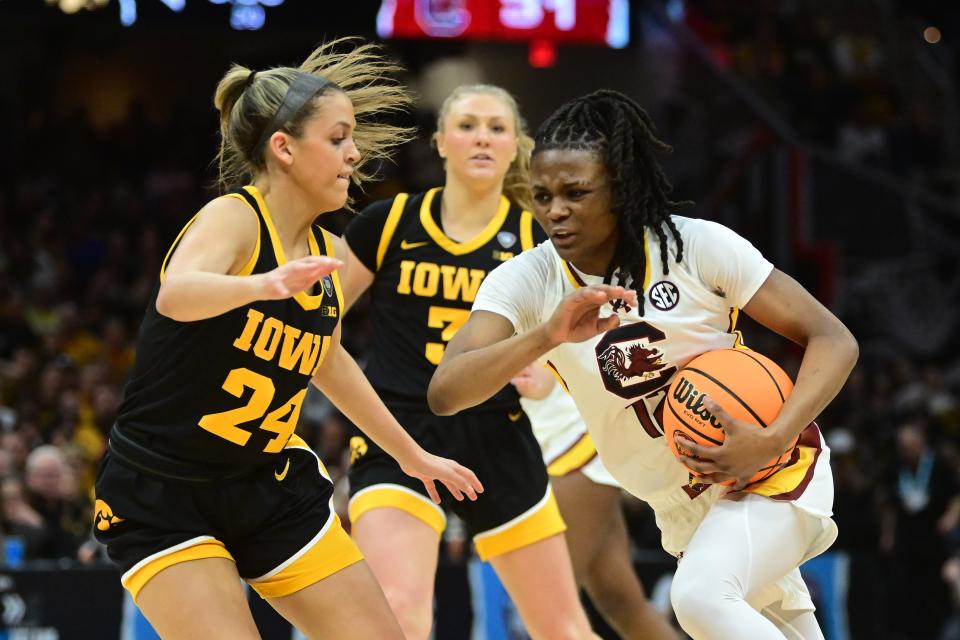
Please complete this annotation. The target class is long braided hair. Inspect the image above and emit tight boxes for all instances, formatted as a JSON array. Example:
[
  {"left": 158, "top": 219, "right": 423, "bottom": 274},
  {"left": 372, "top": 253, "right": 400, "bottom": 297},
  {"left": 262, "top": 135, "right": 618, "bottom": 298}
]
[{"left": 534, "top": 90, "right": 692, "bottom": 314}]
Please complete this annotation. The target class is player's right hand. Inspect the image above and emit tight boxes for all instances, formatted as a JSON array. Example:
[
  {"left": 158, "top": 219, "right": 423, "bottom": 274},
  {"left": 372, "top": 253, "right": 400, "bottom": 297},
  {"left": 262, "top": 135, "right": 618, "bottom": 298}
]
[
  {"left": 399, "top": 451, "right": 484, "bottom": 504},
  {"left": 258, "top": 256, "right": 343, "bottom": 300},
  {"left": 545, "top": 285, "right": 638, "bottom": 344}
]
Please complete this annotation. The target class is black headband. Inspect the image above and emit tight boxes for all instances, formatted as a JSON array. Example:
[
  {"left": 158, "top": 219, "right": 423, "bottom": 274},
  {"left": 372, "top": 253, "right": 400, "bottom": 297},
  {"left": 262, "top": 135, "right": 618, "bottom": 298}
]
[{"left": 253, "top": 73, "right": 333, "bottom": 161}]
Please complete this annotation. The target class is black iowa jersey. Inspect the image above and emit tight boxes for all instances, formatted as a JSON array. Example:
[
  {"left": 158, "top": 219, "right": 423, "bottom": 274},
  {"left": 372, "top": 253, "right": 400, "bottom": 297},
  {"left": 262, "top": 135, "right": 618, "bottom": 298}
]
[
  {"left": 113, "top": 186, "right": 342, "bottom": 478},
  {"left": 345, "top": 187, "right": 546, "bottom": 411}
]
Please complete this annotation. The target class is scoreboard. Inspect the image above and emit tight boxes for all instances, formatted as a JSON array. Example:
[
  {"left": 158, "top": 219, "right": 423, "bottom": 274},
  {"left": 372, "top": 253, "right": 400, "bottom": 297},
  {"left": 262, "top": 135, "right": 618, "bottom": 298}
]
[{"left": 376, "top": 0, "right": 629, "bottom": 48}]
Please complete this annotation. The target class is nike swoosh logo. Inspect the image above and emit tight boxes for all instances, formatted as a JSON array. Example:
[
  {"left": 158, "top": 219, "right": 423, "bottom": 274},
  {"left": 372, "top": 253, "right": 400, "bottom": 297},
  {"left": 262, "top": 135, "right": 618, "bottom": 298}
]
[
  {"left": 508, "top": 411, "right": 523, "bottom": 422},
  {"left": 274, "top": 457, "right": 290, "bottom": 482},
  {"left": 400, "top": 240, "right": 429, "bottom": 250}
]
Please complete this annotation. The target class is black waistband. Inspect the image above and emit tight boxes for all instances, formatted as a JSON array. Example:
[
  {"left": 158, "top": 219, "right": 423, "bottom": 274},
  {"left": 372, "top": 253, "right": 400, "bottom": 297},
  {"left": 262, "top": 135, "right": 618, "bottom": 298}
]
[{"left": 107, "top": 426, "right": 266, "bottom": 486}]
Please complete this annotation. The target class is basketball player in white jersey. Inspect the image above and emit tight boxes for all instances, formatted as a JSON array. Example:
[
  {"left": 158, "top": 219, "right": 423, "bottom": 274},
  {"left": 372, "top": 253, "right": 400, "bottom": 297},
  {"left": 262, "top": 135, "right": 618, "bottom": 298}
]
[
  {"left": 514, "top": 365, "right": 679, "bottom": 639},
  {"left": 429, "top": 90, "right": 859, "bottom": 640}
]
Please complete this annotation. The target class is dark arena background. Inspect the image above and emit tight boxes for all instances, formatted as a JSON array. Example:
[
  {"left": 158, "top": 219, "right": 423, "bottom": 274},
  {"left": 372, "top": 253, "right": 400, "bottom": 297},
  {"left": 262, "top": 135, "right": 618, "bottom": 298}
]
[{"left": 2, "top": 1, "right": 960, "bottom": 638}]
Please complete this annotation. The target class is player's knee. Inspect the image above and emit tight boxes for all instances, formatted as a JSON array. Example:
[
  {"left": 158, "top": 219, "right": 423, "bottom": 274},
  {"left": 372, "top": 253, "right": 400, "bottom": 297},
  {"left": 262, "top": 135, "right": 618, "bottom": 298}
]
[
  {"left": 380, "top": 586, "right": 432, "bottom": 640},
  {"left": 584, "top": 565, "right": 638, "bottom": 620},
  {"left": 670, "top": 568, "right": 736, "bottom": 630}
]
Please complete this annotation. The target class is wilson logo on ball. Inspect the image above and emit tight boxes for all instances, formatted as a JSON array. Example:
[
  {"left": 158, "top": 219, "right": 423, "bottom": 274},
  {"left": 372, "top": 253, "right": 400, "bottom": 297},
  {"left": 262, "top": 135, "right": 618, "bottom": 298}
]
[{"left": 671, "top": 376, "right": 723, "bottom": 430}]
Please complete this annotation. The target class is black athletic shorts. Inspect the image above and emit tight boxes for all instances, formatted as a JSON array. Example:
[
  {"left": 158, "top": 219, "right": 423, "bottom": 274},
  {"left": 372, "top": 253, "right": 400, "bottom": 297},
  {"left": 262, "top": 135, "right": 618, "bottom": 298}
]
[
  {"left": 94, "top": 435, "right": 362, "bottom": 602},
  {"left": 347, "top": 405, "right": 565, "bottom": 560}
]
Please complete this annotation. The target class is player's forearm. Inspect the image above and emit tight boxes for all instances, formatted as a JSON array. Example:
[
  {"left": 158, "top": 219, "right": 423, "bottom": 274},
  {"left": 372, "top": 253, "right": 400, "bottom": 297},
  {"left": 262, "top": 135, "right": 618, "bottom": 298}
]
[
  {"left": 768, "top": 328, "right": 858, "bottom": 450},
  {"left": 311, "top": 343, "right": 421, "bottom": 463},
  {"left": 156, "top": 272, "right": 264, "bottom": 322},
  {"left": 429, "top": 325, "right": 557, "bottom": 415}
]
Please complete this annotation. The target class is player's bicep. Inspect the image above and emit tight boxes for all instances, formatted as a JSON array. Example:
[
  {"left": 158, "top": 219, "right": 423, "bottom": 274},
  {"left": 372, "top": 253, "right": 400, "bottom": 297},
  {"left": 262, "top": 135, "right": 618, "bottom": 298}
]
[
  {"left": 164, "top": 198, "right": 258, "bottom": 279},
  {"left": 442, "top": 310, "right": 517, "bottom": 361},
  {"left": 742, "top": 269, "right": 846, "bottom": 346}
]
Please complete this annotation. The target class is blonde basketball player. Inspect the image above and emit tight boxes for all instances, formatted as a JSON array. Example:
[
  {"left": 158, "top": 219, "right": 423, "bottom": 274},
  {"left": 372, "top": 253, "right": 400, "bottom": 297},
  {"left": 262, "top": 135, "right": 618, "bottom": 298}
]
[
  {"left": 340, "top": 85, "right": 597, "bottom": 640},
  {"left": 430, "top": 90, "right": 859, "bottom": 640},
  {"left": 93, "top": 40, "right": 482, "bottom": 640}
]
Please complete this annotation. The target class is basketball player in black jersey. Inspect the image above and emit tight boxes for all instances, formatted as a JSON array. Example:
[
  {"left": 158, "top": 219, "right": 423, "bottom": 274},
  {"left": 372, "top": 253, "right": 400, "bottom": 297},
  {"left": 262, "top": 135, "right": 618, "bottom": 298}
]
[
  {"left": 92, "top": 40, "right": 481, "bottom": 640},
  {"left": 340, "top": 85, "right": 595, "bottom": 640}
]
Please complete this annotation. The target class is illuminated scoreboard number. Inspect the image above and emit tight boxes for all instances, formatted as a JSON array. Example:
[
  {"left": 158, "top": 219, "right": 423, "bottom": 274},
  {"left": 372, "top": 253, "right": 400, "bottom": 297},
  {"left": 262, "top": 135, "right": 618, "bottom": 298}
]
[{"left": 377, "top": 0, "right": 629, "bottom": 48}]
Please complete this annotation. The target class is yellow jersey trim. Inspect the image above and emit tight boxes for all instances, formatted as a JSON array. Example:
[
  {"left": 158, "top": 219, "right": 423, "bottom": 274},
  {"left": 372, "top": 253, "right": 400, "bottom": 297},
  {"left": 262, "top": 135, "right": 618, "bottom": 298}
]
[
  {"left": 245, "top": 186, "right": 323, "bottom": 311},
  {"left": 229, "top": 193, "right": 262, "bottom": 277},
  {"left": 248, "top": 515, "right": 363, "bottom": 599},
  {"left": 318, "top": 227, "right": 345, "bottom": 312},
  {"left": 376, "top": 193, "right": 408, "bottom": 271},
  {"left": 284, "top": 434, "right": 331, "bottom": 479},
  {"left": 419, "top": 187, "right": 511, "bottom": 256},
  {"left": 519, "top": 210, "right": 536, "bottom": 251},
  {"left": 562, "top": 261, "right": 583, "bottom": 289},
  {"left": 123, "top": 538, "right": 234, "bottom": 603},
  {"left": 642, "top": 227, "right": 651, "bottom": 291},
  {"left": 544, "top": 361, "right": 569, "bottom": 392},
  {"left": 727, "top": 307, "right": 748, "bottom": 349},
  {"left": 546, "top": 432, "right": 598, "bottom": 477},
  {"left": 159, "top": 193, "right": 262, "bottom": 284},
  {"left": 746, "top": 446, "right": 815, "bottom": 498},
  {"left": 562, "top": 227, "right": 649, "bottom": 291},
  {"left": 473, "top": 487, "right": 566, "bottom": 561},
  {"left": 159, "top": 213, "right": 200, "bottom": 285},
  {"left": 348, "top": 484, "right": 447, "bottom": 536}
]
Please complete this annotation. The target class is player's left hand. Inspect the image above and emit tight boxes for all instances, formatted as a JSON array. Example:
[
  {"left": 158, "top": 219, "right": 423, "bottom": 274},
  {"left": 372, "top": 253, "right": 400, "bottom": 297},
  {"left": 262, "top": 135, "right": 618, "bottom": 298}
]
[
  {"left": 400, "top": 452, "right": 484, "bottom": 504},
  {"left": 676, "top": 397, "right": 785, "bottom": 491}
]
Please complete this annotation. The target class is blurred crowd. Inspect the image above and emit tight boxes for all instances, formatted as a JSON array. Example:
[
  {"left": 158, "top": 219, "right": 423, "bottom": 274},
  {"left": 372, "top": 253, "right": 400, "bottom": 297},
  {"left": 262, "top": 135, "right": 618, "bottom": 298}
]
[
  {"left": 1, "top": 1, "right": 959, "bottom": 638},
  {"left": 685, "top": 0, "right": 952, "bottom": 185}
]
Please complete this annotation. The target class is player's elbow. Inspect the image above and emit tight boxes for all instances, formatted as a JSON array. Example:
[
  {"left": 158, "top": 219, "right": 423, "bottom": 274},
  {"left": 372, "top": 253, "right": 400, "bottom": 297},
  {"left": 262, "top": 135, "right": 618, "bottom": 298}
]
[
  {"left": 155, "top": 285, "right": 187, "bottom": 322},
  {"left": 427, "top": 376, "right": 459, "bottom": 416},
  {"left": 841, "top": 327, "right": 859, "bottom": 371},
  {"left": 828, "top": 317, "right": 859, "bottom": 370}
]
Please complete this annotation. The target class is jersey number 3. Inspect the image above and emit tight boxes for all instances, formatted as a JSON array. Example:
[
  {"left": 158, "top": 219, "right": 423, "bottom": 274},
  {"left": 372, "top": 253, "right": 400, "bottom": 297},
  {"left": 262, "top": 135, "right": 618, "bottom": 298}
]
[
  {"left": 425, "top": 306, "right": 469, "bottom": 365},
  {"left": 197, "top": 368, "right": 305, "bottom": 452}
]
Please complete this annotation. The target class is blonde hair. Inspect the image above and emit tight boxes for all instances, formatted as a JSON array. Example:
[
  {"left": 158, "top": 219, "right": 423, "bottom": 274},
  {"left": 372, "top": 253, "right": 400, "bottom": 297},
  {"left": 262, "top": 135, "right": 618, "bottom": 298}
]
[
  {"left": 213, "top": 38, "right": 414, "bottom": 201},
  {"left": 433, "top": 84, "right": 534, "bottom": 212}
]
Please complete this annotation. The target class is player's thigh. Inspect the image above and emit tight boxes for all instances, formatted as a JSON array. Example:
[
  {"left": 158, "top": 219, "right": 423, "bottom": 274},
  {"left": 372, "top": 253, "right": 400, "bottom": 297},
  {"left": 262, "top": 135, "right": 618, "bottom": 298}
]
[
  {"left": 351, "top": 506, "right": 441, "bottom": 607},
  {"left": 137, "top": 557, "right": 259, "bottom": 640},
  {"left": 268, "top": 559, "right": 404, "bottom": 640},
  {"left": 680, "top": 494, "right": 814, "bottom": 597},
  {"left": 489, "top": 533, "right": 594, "bottom": 640},
  {"left": 550, "top": 471, "right": 622, "bottom": 579}
]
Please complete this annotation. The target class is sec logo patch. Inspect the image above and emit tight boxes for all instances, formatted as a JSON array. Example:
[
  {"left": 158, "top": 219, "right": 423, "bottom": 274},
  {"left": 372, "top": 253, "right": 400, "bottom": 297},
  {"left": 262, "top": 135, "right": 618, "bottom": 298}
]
[{"left": 649, "top": 281, "right": 680, "bottom": 311}]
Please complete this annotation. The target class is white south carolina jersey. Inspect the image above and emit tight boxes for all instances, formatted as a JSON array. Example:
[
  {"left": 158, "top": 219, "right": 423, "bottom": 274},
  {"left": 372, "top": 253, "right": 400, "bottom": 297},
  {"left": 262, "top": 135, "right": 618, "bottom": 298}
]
[{"left": 474, "top": 216, "right": 835, "bottom": 557}]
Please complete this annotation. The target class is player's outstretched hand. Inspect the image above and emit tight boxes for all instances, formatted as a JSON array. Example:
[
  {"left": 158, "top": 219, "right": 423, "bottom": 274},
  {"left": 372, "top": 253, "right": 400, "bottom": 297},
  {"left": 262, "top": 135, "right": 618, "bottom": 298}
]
[
  {"left": 544, "top": 285, "right": 638, "bottom": 345},
  {"left": 400, "top": 451, "right": 484, "bottom": 504},
  {"left": 259, "top": 256, "right": 343, "bottom": 300}
]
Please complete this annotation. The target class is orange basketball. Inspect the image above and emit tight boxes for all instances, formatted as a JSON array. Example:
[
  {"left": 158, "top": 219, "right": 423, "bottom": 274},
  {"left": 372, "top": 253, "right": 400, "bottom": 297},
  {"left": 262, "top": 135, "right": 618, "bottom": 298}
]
[{"left": 664, "top": 349, "right": 798, "bottom": 486}]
